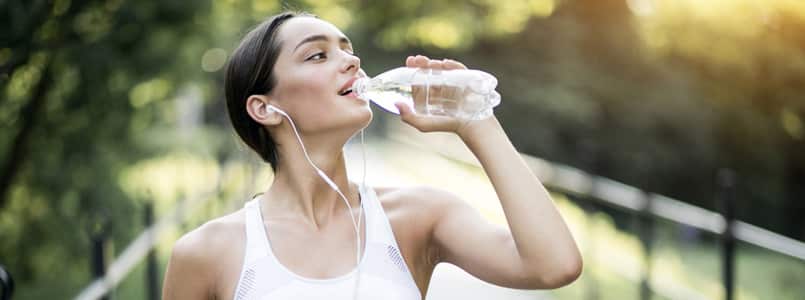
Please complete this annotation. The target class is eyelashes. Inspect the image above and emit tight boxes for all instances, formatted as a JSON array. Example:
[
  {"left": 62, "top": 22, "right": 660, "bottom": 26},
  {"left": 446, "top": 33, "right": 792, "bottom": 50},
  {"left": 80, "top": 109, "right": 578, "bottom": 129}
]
[
  {"left": 304, "top": 49, "right": 357, "bottom": 62},
  {"left": 306, "top": 52, "right": 327, "bottom": 61}
]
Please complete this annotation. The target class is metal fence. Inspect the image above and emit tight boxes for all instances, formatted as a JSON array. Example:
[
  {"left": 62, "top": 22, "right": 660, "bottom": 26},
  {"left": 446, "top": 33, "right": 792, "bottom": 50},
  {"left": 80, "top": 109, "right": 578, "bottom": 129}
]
[
  {"left": 392, "top": 130, "right": 805, "bottom": 300},
  {"left": 68, "top": 131, "right": 805, "bottom": 300}
]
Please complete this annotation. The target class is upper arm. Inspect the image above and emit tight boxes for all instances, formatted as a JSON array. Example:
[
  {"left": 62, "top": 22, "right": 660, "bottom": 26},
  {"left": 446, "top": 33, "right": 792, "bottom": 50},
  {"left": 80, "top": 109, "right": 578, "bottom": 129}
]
[
  {"left": 162, "top": 229, "right": 216, "bottom": 299},
  {"left": 427, "top": 188, "right": 548, "bottom": 289}
]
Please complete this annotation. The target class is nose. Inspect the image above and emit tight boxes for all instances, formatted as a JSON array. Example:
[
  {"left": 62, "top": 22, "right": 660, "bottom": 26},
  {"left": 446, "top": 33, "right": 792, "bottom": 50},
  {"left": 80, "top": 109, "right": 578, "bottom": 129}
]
[{"left": 341, "top": 51, "right": 360, "bottom": 74}]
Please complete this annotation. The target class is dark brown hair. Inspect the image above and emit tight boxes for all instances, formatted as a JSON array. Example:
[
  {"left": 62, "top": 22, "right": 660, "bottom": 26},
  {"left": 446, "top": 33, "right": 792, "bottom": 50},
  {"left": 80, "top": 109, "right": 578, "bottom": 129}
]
[{"left": 225, "top": 12, "right": 312, "bottom": 172}]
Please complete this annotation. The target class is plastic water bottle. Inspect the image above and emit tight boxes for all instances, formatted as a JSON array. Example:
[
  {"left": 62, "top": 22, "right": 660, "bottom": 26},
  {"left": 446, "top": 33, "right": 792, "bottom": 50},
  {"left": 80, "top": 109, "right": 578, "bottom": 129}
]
[{"left": 351, "top": 67, "right": 501, "bottom": 121}]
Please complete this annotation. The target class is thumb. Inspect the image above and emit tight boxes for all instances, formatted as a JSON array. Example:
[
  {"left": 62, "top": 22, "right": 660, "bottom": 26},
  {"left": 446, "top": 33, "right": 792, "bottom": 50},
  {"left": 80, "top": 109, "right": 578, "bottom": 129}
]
[
  {"left": 395, "top": 102, "right": 420, "bottom": 127},
  {"left": 395, "top": 102, "right": 414, "bottom": 117}
]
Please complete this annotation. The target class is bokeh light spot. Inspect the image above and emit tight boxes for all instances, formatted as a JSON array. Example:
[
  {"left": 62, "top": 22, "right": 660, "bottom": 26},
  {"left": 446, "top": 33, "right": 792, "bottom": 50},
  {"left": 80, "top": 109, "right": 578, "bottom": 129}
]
[
  {"left": 411, "top": 18, "right": 461, "bottom": 49},
  {"left": 781, "top": 109, "right": 803, "bottom": 140},
  {"left": 129, "top": 78, "right": 172, "bottom": 108},
  {"left": 627, "top": 0, "right": 656, "bottom": 17},
  {"left": 201, "top": 48, "right": 227, "bottom": 72},
  {"left": 530, "top": 0, "right": 556, "bottom": 18}
]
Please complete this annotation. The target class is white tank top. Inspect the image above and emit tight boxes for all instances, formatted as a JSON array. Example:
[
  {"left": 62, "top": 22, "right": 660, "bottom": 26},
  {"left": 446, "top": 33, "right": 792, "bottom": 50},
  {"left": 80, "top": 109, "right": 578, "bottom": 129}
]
[{"left": 233, "top": 185, "right": 423, "bottom": 300}]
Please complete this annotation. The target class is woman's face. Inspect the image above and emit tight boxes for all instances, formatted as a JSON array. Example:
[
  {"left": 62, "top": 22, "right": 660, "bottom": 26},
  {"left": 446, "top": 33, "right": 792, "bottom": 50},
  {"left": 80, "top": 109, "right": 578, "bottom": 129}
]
[{"left": 268, "top": 17, "right": 371, "bottom": 135}]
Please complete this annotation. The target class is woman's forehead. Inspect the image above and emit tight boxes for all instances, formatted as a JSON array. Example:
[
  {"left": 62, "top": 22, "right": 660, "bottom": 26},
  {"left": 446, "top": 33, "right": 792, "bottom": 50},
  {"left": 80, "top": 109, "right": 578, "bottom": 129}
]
[{"left": 278, "top": 17, "right": 347, "bottom": 50}]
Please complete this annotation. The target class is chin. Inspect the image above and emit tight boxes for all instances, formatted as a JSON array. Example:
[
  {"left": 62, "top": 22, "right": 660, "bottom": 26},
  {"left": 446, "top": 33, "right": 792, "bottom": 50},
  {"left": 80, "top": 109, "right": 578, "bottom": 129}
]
[
  {"left": 320, "top": 105, "right": 370, "bottom": 135},
  {"left": 323, "top": 94, "right": 372, "bottom": 133},
  {"left": 349, "top": 104, "right": 373, "bottom": 131}
]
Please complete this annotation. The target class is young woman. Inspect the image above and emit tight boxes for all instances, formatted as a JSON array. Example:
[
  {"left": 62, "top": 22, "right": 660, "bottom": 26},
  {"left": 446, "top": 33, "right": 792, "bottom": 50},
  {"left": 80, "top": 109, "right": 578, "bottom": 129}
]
[{"left": 162, "top": 11, "right": 582, "bottom": 299}]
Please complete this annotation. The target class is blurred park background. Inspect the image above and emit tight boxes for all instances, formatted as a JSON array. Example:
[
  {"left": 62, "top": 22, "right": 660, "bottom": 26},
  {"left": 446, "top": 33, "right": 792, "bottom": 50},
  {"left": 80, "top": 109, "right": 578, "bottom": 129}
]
[{"left": 2, "top": 0, "right": 805, "bottom": 299}]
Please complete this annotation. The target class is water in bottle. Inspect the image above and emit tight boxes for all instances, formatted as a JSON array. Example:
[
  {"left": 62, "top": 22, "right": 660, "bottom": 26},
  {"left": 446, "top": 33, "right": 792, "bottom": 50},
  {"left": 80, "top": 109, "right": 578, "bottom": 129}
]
[{"left": 351, "top": 67, "right": 501, "bottom": 121}]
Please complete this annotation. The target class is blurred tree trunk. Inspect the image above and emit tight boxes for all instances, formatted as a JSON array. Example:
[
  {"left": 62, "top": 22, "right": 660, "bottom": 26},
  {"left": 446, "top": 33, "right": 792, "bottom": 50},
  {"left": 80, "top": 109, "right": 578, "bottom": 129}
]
[{"left": 0, "top": 62, "right": 51, "bottom": 209}]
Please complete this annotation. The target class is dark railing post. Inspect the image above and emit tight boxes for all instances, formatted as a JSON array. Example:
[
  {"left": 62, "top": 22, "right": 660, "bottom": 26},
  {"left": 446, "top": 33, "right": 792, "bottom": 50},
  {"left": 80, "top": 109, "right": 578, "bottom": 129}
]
[
  {"left": 145, "top": 202, "right": 159, "bottom": 300},
  {"left": 89, "top": 209, "right": 111, "bottom": 300},
  {"left": 580, "top": 199, "right": 600, "bottom": 300},
  {"left": 634, "top": 191, "right": 655, "bottom": 300},
  {"left": 718, "top": 169, "right": 736, "bottom": 300},
  {"left": 91, "top": 232, "right": 108, "bottom": 300},
  {"left": 0, "top": 264, "right": 13, "bottom": 300},
  {"left": 577, "top": 137, "right": 601, "bottom": 300}
]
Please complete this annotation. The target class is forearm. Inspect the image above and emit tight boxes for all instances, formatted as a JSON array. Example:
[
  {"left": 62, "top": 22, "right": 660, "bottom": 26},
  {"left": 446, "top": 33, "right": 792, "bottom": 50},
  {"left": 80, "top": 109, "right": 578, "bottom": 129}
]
[{"left": 458, "top": 117, "right": 581, "bottom": 274}]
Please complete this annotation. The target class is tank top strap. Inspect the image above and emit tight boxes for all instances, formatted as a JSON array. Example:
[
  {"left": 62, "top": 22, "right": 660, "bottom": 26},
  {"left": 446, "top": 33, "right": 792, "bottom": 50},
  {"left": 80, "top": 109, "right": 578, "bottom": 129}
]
[
  {"left": 359, "top": 185, "right": 418, "bottom": 285},
  {"left": 358, "top": 184, "right": 384, "bottom": 243},
  {"left": 242, "top": 198, "right": 271, "bottom": 265},
  {"left": 360, "top": 185, "right": 395, "bottom": 246}
]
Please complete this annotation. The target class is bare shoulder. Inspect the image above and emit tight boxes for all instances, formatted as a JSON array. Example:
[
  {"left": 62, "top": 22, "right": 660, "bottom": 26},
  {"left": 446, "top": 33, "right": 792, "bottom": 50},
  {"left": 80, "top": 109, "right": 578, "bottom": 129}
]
[
  {"left": 372, "top": 185, "right": 468, "bottom": 243},
  {"left": 374, "top": 185, "right": 465, "bottom": 219},
  {"left": 172, "top": 210, "right": 245, "bottom": 260},
  {"left": 164, "top": 209, "right": 246, "bottom": 297}
]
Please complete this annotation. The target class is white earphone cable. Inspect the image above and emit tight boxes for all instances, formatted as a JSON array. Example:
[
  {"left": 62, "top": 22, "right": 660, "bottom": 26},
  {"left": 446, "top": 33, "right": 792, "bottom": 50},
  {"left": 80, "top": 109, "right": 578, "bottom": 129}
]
[
  {"left": 352, "top": 128, "right": 368, "bottom": 300},
  {"left": 270, "top": 105, "right": 364, "bottom": 300}
]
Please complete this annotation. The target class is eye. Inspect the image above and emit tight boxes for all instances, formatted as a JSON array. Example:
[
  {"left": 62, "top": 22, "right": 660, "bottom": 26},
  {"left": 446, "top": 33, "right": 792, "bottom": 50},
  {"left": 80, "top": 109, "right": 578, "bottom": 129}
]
[{"left": 306, "top": 52, "right": 327, "bottom": 61}]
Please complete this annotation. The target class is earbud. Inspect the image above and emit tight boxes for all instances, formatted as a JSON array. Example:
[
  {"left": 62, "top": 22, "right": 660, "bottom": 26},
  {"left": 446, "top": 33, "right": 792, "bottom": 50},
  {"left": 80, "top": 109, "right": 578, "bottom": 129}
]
[{"left": 266, "top": 104, "right": 285, "bottom": 115}]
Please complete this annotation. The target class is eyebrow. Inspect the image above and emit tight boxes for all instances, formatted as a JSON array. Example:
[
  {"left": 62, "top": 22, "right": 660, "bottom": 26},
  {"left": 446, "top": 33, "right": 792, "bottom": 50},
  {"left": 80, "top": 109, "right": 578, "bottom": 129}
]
[{"left": 293, "top": 34, "right": 352, "bottom": 53}]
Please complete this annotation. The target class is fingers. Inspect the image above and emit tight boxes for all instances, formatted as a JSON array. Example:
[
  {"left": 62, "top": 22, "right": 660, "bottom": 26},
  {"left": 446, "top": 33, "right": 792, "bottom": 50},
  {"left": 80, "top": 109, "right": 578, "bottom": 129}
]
[
  {"left": 395, "top": 101, "right": 459, "bottom": 133},
  {"left": 427, "top": 59, "right": 445, "bottom": 70},
  {"left": 414, "top": 55, "right": 430, "bottom": 68},
  {"left": 395, "top": 101, "right": 432, "bottom": 131},
  {"left": 443, "top": 59, "right": 467, "bottom": 70},
  {"left": 406, "top": 55, "right": 468, "bottom": 70},
  {"left": 405, "top": 55, "right": 429, "bottom": 67},
  {"left": 405, "top": 56, "right": 416, "bottom": 67}
]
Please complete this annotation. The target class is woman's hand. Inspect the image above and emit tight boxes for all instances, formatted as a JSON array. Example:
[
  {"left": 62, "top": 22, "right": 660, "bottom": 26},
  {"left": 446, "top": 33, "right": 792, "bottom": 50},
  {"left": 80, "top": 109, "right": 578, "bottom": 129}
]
[{"left": 395, "top": 55, "right": 479, "bottom": 135}]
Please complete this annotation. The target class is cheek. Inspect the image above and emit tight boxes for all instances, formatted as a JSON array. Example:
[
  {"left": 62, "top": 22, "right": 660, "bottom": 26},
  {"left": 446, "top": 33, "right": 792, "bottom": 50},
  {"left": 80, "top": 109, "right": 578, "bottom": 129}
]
[
  {"left": 274, "top": 68, "right": 342, "bottom": 125},
  {"left": 276, "top": 69, "right": 334, "bottom": 111},
  {"left": 286, "top": 69, "right": 330, "bottom": 98}
]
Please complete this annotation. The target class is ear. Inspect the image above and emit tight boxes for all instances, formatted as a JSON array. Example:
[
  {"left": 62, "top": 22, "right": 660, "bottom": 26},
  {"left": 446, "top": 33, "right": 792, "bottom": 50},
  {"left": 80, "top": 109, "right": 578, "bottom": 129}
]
[{"left": 246, "top": 94, "right": 282, "bottom": 126}]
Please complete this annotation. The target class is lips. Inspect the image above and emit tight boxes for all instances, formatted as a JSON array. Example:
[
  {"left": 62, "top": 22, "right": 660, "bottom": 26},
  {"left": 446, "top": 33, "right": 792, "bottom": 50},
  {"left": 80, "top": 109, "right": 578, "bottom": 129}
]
[{"left": 338, "top": 77, "right": 359, "bottom": 96}]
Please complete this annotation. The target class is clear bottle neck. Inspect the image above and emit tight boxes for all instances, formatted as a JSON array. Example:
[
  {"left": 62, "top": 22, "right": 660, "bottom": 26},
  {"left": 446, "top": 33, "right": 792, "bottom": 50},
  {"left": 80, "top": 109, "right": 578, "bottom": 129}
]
[{"left": 351, "top": 77, "right": 378, "bottom": 100}]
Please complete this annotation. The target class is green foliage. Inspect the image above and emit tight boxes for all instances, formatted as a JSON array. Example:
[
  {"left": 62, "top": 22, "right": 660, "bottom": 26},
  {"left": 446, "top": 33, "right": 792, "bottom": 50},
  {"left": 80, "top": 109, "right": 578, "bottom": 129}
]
[{"left": 0, "top": 0, "right": 215, "bottom": 295}]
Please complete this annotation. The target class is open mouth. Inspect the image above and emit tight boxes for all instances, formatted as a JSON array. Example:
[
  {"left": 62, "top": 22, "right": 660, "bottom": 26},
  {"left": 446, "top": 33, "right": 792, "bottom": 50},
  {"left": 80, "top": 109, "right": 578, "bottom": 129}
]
[
  {"left": 338, "top": 77, "right": 359, "bottom": 97},
  {"left": 338, "top": 87, "right": 353, "bottom": 96}
]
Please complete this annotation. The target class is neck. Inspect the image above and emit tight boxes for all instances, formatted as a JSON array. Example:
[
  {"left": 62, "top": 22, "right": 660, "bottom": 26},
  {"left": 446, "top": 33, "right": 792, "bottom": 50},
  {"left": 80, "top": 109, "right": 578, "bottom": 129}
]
[{"left": 262, "top": 125, "right": 361, "bottom": 229}]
